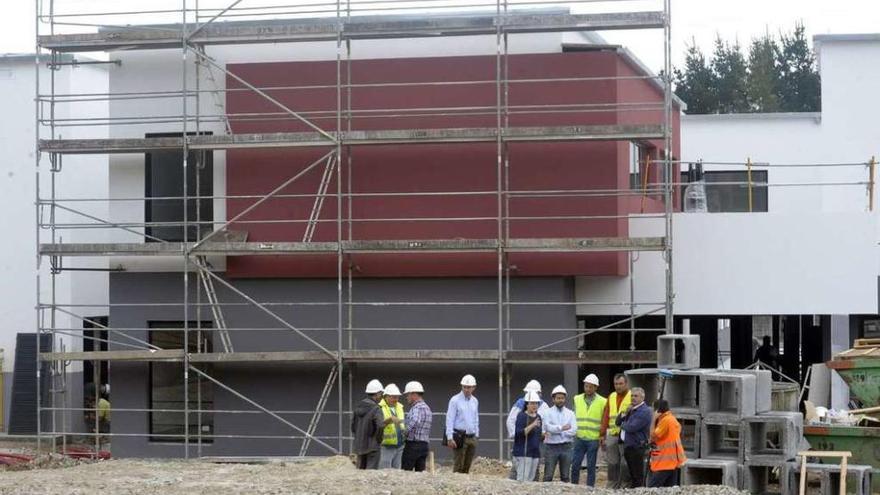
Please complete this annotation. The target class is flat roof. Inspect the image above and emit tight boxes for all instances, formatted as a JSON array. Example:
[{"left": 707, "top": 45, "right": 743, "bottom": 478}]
[
  {"left": 813, "top": 33, "right": 880, "bottom": 44},
  {"left": 683, "top": 112, "right": 820, "bottom": 123}
]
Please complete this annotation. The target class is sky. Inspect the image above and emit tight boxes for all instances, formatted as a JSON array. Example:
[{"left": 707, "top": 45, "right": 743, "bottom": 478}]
[{"left": 2, "top": 0, "right": 878, "bottom": 72}]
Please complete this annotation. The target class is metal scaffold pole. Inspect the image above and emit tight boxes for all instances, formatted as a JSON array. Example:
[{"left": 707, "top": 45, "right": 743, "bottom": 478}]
[
  {"left": 663, "top": 0, "right": 675, "bottom": 335},
  {"left": 182, "top": 0, "right": 191, "bottom": 459}
]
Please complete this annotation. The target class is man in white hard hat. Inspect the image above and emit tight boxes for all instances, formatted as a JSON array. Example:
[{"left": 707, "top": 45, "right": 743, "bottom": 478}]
[
  {"left": 378, "top": 383, "right": 406, "bottom": 469},
  {"left": 506, "top": 380, "right": 550, "bottom": 480},
  {"left": 541, "top": 384, "right": 577, "bottom": 482},
  {"left": 446, "top": 374, "right": 479, "bottom": 473},
  {"left": 402, "top": 381, "right": 432, "bottom": 472},
  {"left": 570, "top": 373, "right": 607, "bottom": 486},
  {"left": 351, "top": 379, "right": 386, "bottom": 469}
]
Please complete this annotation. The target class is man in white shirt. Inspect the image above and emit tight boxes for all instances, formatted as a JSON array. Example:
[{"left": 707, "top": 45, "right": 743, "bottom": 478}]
[
  {"left": 506, "top": 380, "right": 549, "bottom": 480},
  {"left": 541, "top": 385, "right": 578, "bottom": 482}
]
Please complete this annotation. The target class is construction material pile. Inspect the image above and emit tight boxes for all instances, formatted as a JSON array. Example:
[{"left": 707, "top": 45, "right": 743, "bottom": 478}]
[
  {"left": 0, "top": 456, "right": 749, "bottom": 495},
  {"left": 628, "top": 334, "right": 878, "bottom": 494}
]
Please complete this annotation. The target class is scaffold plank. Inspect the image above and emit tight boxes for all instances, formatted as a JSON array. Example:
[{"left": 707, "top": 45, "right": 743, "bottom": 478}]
[
  {"left": 40, "top": 349, "right": 186, "bottom": 362},
  {"left": 39, "top": 125, "right": 664, "bottom": 154},
  {"left": 40, "top": 348, "right": 657, "bottom": 364},
  {"left": 39, "top": 12, "right": 665, "bottom": 52},
  {"left": 40, "top": 237, "right": 666, "bottom": 257},
  {"left": 505, "top": 350, "right": 657, "bottom": 363}
]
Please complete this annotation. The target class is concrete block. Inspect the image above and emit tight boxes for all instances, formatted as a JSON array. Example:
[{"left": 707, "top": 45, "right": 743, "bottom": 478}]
[
  {"left": 782, "top": 461, "right": 873, "bottom": 495},
  {"left": 819, "top": 463, "right": 873, "bottom": 495},
  {"left": 742, "top": 411, "right": 803, "bottom": 462},
  {"left": 675, "top": 411, "right": 701, "bottom": 459},
  {"left": 624, "top": 368, "right": 708, "bottom": 412},
  {"left": 700, "top": 372, "right": 757, "bottom": 417},
  {"left": 658, "top": 334, "right": 700, "bottom": 369},
  {"left": 624, "top": 367, "right": 661, "bottom": 402},
  {"left": 701, "top": 416, "right": 742, "bottom": 460},
  {"left": 681, "top": 458, "right": 739, "bottom": 488},
  {"left": 724, "top": 369, "right": 773, "bottom": 413},
  {"left": 741, "top": 461, "right": 786, "bottom": 495}
]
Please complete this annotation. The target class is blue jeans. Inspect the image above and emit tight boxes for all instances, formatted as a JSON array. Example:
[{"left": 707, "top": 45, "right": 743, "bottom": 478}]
[
  {"left": 543, "top": 443, "right": 572, "bottom": 482},
  {"left": 570, "top": 438, "right": 599, "bottom": 486}
]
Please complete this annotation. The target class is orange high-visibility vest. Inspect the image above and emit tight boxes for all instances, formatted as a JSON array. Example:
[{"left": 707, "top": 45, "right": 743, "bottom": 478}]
[{"left": 650, "top": 412, "right": 687, "bottom": 472}]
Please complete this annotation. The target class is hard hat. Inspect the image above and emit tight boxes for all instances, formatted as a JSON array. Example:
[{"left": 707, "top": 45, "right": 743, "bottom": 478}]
[
  {"left": 404, "top": 381, "right": 424, "bottom": 394},
  {"left": 551, "top": 385, "right": 567, "bottom": 396},
  {"left": 523, "top": 380, "right": 542, "bottom": 393},
  {"left": 583, "top": 374, "right": 600, "bottom": 386},
  {"left": 460, "top": 374, "right": 477, "bottom": 386},
  {"left": 365, "top": 379, "right": 384, "bottom": 394},
  {"left": 384, "top": 383, "right": 401, "bottom": 396},
  {"left": 524, "top": 391, "right": 542, "bottom": 403}
]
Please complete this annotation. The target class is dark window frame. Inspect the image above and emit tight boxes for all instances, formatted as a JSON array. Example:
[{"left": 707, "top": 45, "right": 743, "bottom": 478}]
[
  {"left": 144, "top": 132, "right": 214, "bottom": 242},
  {"left": 148, "top": 321, "right": 214, "bottom": 443},
  {"left": 680, "top": 169, "right": 769, "bottom": 213}
]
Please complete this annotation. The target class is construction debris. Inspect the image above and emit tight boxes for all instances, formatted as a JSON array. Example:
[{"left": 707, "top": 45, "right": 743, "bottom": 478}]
[{"left": 0, "top": 456, "right": 750, "bottom": 494}]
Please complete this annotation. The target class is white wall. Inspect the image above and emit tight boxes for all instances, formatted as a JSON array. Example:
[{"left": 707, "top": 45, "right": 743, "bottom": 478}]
[
  {"left": 577, "top": 212, "right": 879, "bottom": 316},
  {"left": 0, "top": 58, "right": 109, "bottom": 372}
]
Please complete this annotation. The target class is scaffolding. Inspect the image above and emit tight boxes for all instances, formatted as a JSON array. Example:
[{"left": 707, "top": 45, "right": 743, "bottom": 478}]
[{"left": 34, "top": 0, "right": 677, "bottom": 458}]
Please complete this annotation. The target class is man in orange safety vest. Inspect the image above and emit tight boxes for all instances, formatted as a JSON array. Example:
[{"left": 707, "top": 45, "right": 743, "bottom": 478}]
[{"left": 648, "top": 399, "right": 686, "bottom": 487}]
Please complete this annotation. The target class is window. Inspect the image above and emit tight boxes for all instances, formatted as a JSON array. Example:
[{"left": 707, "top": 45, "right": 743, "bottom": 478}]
[
  {"left": 680, "top": 170, "right": 769, "bottom": 213},
  {"left": 145, "top": 133, "right": 213, "bottom": 242},
  {"left": 149, "top": 322, "right": 214, "bottom": 442},
  {"left": 629, "top": 142, "right": 647, "bottom": 190}
]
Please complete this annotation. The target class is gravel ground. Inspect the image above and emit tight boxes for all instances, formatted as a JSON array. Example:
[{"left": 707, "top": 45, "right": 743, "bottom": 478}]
[{"left": 0, "top": 455, "right": 750, "bottom": 495}]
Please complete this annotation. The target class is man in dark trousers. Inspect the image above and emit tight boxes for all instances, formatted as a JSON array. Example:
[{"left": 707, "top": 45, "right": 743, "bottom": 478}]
[
  {"left": 352, "top": 379, "right": 386, "bottom": 469},
  {"left": 616, "top": 387, "right": 652, "bottom": 488}
]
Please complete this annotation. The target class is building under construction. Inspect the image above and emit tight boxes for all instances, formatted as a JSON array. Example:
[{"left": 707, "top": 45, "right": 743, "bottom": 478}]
[
  {"left": 27, "top": 0, "right": 880, "bottom": 471},
  {"left": 32, "top": 0, "right": 678, "bottom": 459}
]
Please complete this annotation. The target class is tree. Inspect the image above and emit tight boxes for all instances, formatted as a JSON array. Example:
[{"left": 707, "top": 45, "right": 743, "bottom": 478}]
[
  {"left": 673, "top": 40, "right": 718, "bottom": 114},
  {"left": 711, "top": 37, "right": 750, "bottom": 113},
  {"left": 776, "top": 22, "right": 821, "bottom": 112},
  {"left": 672, "top": 25, "right": 820, "bottom": 114},
  {"left": 747, "top": 34, "right": 781, "bottom": 112}
]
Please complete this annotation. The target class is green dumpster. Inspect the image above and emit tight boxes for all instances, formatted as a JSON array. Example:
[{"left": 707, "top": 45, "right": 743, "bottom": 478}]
[{"left": 804, "top": 425, "right": 880, "bottom": 491}]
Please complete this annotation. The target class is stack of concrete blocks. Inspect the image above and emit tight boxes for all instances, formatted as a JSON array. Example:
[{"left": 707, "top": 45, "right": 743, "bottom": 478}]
[
  {"left": 635, "top": 334, "right": 810, "bottom": 493},
  {"left": 740, "top": 410, "right": 802, "bottom": 494},
  {"left": 692, "top": 371, "right": 759, "bottom": 491},
  {"left": 781, "top": 461, "right": 873, "bottom": 495}
]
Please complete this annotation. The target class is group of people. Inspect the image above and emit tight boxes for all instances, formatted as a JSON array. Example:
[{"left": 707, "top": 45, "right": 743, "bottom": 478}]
[
  {"left": 350, "top": 374, "right": 480, "bottom": 474},
  {"left": 350, "top": 372, "right": 687, "bottom": 487},
  {"left": 506, "top": 373, "right": 686, "bottom": 487}
]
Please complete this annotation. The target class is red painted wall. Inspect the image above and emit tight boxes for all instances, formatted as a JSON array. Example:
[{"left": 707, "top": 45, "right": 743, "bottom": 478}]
[{"left": 224, "top": 51, "right": 679, "bottom": 278}]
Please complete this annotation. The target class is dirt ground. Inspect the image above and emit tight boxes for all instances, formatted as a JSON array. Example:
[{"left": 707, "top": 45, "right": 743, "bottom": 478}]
[{"left": 0, "top": 455, "right": 752, "bottom": 495}]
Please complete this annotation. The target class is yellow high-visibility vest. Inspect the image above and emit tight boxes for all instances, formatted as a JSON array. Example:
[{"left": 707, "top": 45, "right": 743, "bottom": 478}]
[
  {"left": 607, "top": 390, "right": 632, "bottom": 436},
  {"left": 379, "top": 399, "right": 406, "bottom": 447},
  {"left": 573, "top": 393, "right": 606, "bottom": 440}
]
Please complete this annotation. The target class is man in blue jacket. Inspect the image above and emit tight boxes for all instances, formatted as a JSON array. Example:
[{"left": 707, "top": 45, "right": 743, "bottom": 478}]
[{"left": 615, "top": 387, "right": 652, "bottom": 488}]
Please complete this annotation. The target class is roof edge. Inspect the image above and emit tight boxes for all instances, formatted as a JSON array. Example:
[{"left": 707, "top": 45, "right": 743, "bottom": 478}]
[{"left": 682, "top": 112, "right": 821, "bottom": 123}]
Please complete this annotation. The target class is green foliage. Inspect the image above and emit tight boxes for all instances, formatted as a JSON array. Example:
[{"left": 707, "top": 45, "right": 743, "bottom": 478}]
[{"left": 673, "top": 24, "right": 820, "bottom": 114}]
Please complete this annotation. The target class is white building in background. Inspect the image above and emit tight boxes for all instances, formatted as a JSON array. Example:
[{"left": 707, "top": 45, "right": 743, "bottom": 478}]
[
  {"left": 0, "top": 54, "right": 108, "bottom": 429},
  {"left": 579, "top": 33, "right": 880, "bottom": 405}
]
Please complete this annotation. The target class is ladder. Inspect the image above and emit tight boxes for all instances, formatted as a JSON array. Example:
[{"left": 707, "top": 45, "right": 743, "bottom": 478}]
[
  {"left": 195, "top": 257, "right": 234, "bottom": 353},
  {"left": 303, "top": 153, "right": 338, "bottom": 243},
  {"left": 299, "top": 364, "right": 338, "bottom": 456},
  {"left": 199, "top": 46, "right": 232, "bottom": 136}
]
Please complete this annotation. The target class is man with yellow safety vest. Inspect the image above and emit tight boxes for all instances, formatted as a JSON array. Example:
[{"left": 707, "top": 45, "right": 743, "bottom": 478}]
[
  {"left": 648, "top": 399, "right": 686, "bottom": 487},
  {"left": 569, "top": 373, "right": 606, "bottom": 486},
  {"left": 378, "top": 383, "right": 406, "bottom": 469},
  {"left": 599, "top": 373, "right": 632, "bottom": 488}
]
